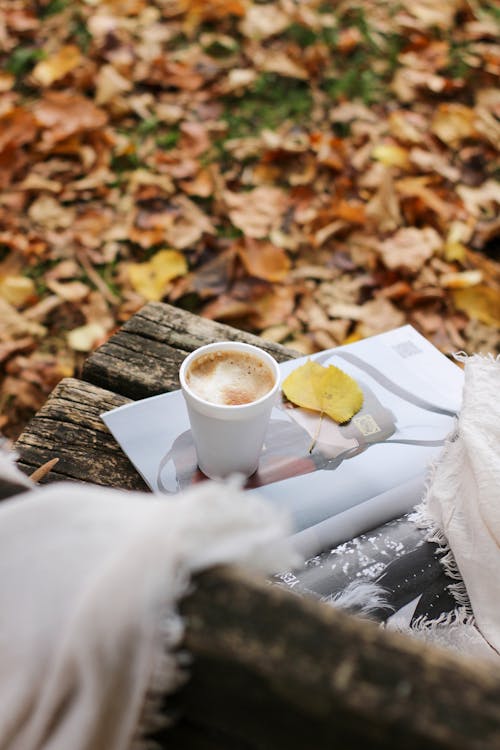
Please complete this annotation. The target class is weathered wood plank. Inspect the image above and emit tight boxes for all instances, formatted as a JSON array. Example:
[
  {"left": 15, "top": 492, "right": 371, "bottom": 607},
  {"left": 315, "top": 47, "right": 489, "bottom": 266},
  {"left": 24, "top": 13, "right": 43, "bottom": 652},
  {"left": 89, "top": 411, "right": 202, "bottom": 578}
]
[
  {"left": 163, "top": 566, "right": 500, "bottom": 750},
  {"left": 15, "top": 378, "right": 148, "bottom": 491},
  {"left": 82, "top": 302, "right": 299, "bottom": 399}
]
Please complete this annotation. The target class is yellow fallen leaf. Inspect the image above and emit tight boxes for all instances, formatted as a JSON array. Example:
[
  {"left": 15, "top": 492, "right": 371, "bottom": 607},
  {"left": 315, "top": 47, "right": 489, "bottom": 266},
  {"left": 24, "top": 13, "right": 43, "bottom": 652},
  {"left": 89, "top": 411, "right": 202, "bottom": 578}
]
[
  {"left": 128, "top": 249, "right": 188, "bottom": 301},
  {"left": 32, "top": 45, "right": 82, "bottom": 87},
  {"left": 453, "top": 285, "right": 500, "bottom": 328},
  {"left": 315, "top": 365, "right": 364, "bottom": 423},
  {"left": 372, "top": 143, "right": 410, "bottom": 169},
  {"left": 282, "top": 360, "right": 324, "bottom": 413},
  {"left": 0, "top": 276, "right": 36, "bottom": 307},
  {"left": 431, "top": 104, "right": 477, "bottom": 148},
  {"left": 282, "top": 360, "right": 363, "bottom": 424}
]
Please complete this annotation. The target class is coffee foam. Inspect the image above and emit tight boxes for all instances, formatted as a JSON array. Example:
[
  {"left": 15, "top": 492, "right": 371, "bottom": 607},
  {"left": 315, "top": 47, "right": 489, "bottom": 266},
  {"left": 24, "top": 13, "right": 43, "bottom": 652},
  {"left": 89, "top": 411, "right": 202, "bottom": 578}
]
[{"left": 186, "top": 350, "right": 275, "bottom": 406}]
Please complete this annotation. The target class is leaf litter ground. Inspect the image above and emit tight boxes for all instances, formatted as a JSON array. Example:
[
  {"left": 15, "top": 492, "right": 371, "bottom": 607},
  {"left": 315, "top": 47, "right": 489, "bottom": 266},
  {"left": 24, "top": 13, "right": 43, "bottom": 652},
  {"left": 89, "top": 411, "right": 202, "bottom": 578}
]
[{"left": 0, "top": 0, "right": 499, "bottom": 439}]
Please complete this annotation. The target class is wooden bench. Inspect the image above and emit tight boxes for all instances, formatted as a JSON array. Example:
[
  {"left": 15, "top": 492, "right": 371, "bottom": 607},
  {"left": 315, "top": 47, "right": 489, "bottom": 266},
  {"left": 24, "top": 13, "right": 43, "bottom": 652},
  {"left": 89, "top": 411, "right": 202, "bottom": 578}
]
[{"left": 14, "top": 302, "right": 500, "bottom": 749}]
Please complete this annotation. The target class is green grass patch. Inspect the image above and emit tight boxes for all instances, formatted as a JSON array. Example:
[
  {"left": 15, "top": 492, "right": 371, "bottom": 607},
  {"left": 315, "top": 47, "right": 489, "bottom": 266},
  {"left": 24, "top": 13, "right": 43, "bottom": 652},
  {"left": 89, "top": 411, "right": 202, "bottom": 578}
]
[
  {"left": 156, "top": 127, "right": 181, "bottom": 150},
  {"left": 4, "top": 46, "right": 45, "bottom": 78},
  {"left": 38, "top": 0, "right": 70, "bottom": 17},
  {"left": 222, "top": 73, "right": 313, "bottom": 139}
]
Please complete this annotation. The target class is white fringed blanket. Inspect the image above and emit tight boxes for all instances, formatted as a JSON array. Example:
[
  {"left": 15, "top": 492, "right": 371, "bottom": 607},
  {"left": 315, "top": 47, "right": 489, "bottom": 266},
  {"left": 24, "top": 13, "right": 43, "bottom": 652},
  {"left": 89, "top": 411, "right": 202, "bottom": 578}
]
[
  {"left": 0, "top": 479, "right": 297, "bottom": 750},
  {"left": 412, "top": 353, "right": 500, "bottom": 659}
]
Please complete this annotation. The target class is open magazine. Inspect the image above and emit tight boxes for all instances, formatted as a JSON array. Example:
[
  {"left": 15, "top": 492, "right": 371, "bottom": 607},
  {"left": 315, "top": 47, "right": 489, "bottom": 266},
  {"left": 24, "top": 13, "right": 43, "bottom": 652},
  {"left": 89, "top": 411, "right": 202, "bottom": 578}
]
[{"left": 102, "top": 325, "right": 463, "bottom": 569}]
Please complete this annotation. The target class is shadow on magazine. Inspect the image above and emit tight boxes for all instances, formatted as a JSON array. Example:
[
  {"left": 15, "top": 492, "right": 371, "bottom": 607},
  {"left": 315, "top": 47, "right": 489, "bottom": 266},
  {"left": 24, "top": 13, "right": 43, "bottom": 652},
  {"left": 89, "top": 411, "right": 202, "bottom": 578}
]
[{"left": 157, "top": 351, "right": 454, "bottom": 495}]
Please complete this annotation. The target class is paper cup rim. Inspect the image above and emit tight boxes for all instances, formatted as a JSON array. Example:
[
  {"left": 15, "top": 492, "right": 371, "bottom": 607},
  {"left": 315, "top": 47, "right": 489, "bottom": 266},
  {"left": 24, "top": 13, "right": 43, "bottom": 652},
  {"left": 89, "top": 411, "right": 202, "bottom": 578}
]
[{"left": 179, "top": 341, "right": 280, "bottom": 412}]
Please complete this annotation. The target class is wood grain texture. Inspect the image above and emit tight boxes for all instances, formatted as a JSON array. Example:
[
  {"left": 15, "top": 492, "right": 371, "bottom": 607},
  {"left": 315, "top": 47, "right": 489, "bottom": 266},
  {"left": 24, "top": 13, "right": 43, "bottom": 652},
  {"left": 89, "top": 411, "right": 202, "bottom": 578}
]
[
  {"left": 82, "top": 302, "right": 299, "bottom": 399},
  {"left": 162, "top": 567, "right": 500, "bottom": 750},
  {"left": 15, "top": 378, "right": 148, "bottom": 490}
]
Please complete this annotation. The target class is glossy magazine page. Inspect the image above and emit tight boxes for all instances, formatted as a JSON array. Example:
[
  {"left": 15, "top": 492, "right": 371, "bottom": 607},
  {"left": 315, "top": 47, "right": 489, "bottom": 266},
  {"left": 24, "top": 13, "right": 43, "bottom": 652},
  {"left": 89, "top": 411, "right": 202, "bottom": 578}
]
[{"left": 102, "top": 325, "right": 463, "bottom": 558}]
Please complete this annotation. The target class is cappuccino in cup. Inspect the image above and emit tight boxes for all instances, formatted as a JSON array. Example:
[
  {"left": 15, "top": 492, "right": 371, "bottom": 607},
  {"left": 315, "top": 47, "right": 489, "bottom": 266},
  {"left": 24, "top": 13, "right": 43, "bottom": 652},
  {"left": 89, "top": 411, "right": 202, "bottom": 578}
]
[
  {"left": 179, "top": 341, "right": 280, "bottom": 479},
  {"left": 185, "top": 350, "right": 275, "bottom": 406}
]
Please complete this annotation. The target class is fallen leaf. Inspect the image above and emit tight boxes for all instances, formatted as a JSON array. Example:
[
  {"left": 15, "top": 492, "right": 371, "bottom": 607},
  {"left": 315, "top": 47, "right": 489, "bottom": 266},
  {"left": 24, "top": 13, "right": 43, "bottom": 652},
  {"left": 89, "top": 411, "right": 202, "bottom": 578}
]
[
  {"left": 440, "top": 270, "right": 483, "bottom": 289},
  {"left": 282, "top": 359, "right": 364, "bottom": 424},
  {"left": 431, "top": 104, "right": 477, "bottom": 148},
  {"left": 0, "top": 276, "right": 36, "bottom": 307},
  {"left": 372, "top": 143, "right": 410, "bottom": 169},
  {"left": 453, "top": 285, "right": 500, "bottom": 328},
  {"left": 378, "top": 227, "right": 442, "bottom": 272},
  {"left": 33, "top": 92, "right": 108, "bottom": 149},
  {"left": 257, "top": 51, "right": 309, "bottom": 80},
  {"left": 238, "top": 238, "right": 291, "bottom": 282},
  {"left": 164, "top": 196, "right": 216, "bottom": 249},
  {"left": 457, "top": 181, "right": 500, "bottom": 218},
  {"left": 67, "top": 322, "right": 107, "bottom": 352},
  {"left": 94, "top": 64, "right": 133, "bottom": 105},
  {"left": 32, "top": 45, "right": 82, "bottom": 87},
  {"left": 224, "top": 187, "right": 288, "bottom": 238},
  {"left": 127, "top": 249, "right": 188, "bottom": 301},
  {"left": 366, "top": 169, "right": 403, "bottom": 233},
  {"left": 0, "top": 108, "right": 37, "bottom": 152},
  {"left": 239, "top": 5, "right": 290, "bottom": 39},
  {"left": 46, "top": 280, "right": 91, "bottom": 302}
]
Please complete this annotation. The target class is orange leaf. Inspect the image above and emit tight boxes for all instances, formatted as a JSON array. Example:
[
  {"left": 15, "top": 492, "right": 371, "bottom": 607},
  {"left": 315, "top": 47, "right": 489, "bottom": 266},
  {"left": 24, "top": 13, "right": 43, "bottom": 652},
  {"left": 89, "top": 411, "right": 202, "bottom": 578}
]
[
  {"left": 33, "top": 92, "right": 107, "bottom": 149},
  {"left": 333, "top": 199, "right": 366, "bottom": 225},
  {"left": 238, "top": 239, "right": 291, "bottom": 282}
]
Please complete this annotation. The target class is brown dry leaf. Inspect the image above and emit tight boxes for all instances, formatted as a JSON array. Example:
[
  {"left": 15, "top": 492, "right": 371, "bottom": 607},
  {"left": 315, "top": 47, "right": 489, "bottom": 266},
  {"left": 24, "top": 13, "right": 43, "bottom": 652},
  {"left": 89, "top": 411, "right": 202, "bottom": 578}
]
[
  {"left": 354, "top": 297, "right": 406, "bottom": 338},
  {"left": 32, "top": 46, "right": 82, "bottom": 87},
  {"left": 94, "top": 64, "right": 133, "bottom": 105},
  {"left": 431, "top": 104, "right": 478, "bottom": 148},
  {"left": 0, "top": 108, "right": 37, "bottom": 152},
  {"left": 396, "top": 177, "right": 453, "bottom": 221},
  {"left": 224, "top": 187, "right": 288, "bottom": 238},
  {"left": 179, "top": 168, "right": 214, "bottom": 197},
  {"left": 388, "top": 111, "right": 427, "bottom": 144},
  {"left": 164, "top": 196, "right": 216, "bottom": 249},
  {"left": 237, "top": 238, "right": 291, "bottom": 282},
  {"left": 457, "top": 181, "right": 500, "bottom": 218},
  {"left": 409, "top": 148, "right": 460, "bottom": 182},
  {"left": 398, "top": 0, "right": 463, "bottom": 28},
  {"left": 239, "top": 5, "right": 289, "bottom": 39},
  {"left": 453, "top": 286, "right": 500, "bottom": 328},
  {"left": 171, "top": 249, "right": 236, "bottom": 301},
  {"left": 67, "top": 322, "right": 108, "bottom": 352},
  {"left": 365, "top": 169, "right": 403, "bottom": 233},
  {"left": 378, "top": 227, "right": 442, "bottom": 272},
  {"left": 181, "top": 0, "right": 246, "bottom": 27},
  {"left": 256, "top": 51, "right": 309, "bottom": 80},
  {"left": 249, "top": 284, "right": 296, "bottom": 329},
  {"left": 46, "top": 280, "right": 91, "bottom": 303},
  {"left": 202, "top": 295, "right": 254, "bottom": 321},
  {"left": 0, "top": 299, "right": 46, "bottom": 338},
  {"left": 33, "top": 92, "right": 108, "bottom": 149},
  {"left": 127, "top": 249, "right": 188, "bottom": 301},
  {"left": 0, "top": 337, "right": 34, "bottom": 364},
  {"left": 282, "top": 360, "right": 364, "bottom": 424},
  {"left": 440, "top": 270, "right": 483, "bottom": 289}
]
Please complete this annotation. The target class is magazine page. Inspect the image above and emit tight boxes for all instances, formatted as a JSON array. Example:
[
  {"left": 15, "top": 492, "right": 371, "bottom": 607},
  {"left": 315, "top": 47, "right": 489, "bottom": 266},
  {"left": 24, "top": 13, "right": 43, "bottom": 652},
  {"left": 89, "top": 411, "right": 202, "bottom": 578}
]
[{"left": 102, "top": 325, "right": 463, "bottom": 554}]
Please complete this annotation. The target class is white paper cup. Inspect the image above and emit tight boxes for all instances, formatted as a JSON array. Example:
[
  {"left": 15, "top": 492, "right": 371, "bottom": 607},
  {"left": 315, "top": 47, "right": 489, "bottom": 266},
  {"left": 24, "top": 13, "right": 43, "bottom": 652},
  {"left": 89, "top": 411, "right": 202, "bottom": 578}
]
[{"left": 179, "top": 341, "right": 281, "bottom": 480}]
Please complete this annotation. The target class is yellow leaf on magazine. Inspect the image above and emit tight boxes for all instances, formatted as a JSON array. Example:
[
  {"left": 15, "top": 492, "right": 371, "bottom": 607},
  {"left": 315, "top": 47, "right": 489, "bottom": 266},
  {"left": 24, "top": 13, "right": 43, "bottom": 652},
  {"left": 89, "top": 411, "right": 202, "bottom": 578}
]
[
  {"left": 315, "top": 365, "right": 364, "bottom": 423},
  {"left": 282, "top": 360, "right": 363, "bottom": 424}
]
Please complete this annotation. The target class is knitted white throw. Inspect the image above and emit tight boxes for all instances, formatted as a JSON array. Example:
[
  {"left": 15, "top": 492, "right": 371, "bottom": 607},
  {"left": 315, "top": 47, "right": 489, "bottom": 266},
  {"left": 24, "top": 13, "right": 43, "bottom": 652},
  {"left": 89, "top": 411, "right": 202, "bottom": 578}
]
[
  {"left": 413, "top": 353, "right": 500, "bottom": 659},
  {"left": 0, "top": 479, "right": 296, "bottom": 750}
]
